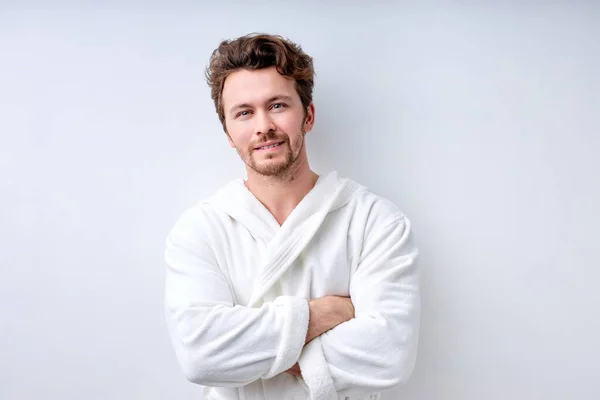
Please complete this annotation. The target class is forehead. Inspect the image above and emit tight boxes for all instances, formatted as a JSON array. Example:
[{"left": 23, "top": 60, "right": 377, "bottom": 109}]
[{"left": 222, "top": 66, "right": 298, "bottom": 107}]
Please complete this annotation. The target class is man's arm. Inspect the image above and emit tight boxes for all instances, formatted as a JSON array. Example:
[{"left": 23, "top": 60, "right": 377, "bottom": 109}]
[
  {"left": 164, "top": 208, "right": 310, "bottom": 387},
  {"left": 299, "top": 214, "right": 420, "bottom": 398},
  {"left": 165, "top": 208, "right": 355, "bottom": 387},
  {"left": 306, "top": 296, "right": 355, "bottom": 344},
  {"left": 286, "top": 296, "right": 355, "bottom": 377}
]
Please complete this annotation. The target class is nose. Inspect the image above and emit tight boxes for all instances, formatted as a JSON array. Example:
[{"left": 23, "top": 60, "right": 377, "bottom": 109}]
[{"left": 254, "top": 110, "right": 276, "bottom": 135}]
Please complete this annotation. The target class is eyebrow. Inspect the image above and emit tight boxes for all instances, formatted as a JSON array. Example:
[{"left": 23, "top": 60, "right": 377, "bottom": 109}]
[{"left": 228, "top": 95, "right": 294, "bottom": 114}]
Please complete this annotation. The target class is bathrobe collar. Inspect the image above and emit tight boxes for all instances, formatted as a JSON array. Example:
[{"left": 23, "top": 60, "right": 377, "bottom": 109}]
[{"left": 205, "top": 170, "right": 361, "bottom": 243}]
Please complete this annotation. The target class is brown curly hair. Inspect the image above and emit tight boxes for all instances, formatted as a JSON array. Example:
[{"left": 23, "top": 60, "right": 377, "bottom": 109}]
[{"left": 205, "top": 33, "right": 315, "bottom": 131}]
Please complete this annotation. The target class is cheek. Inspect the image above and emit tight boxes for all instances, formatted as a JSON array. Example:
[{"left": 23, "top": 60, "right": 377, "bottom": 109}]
[
  {"left": 286, "top": 119, "right": 306, "bottom": 141},
  {"left": 279, "top": 115, "right": 304, "bottom": 135},
  {"left": 227, "top": 124, "right": 253, "bottom": 148}
]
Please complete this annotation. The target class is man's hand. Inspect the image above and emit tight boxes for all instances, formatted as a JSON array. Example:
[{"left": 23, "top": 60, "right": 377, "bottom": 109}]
[
  {"left": 305, "top": 295, "right": 355, "bottom": 344},
  {"left": 286, "top": 362, "right": 302, "bottom": 378},
  {"left": 285, "top": 295, "right": 354, "bottom": 378}
]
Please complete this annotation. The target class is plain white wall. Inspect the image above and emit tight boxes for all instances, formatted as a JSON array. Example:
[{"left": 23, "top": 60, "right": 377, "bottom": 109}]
[{"left": 1, "top": 2, "right": 599, "bottom": 399}]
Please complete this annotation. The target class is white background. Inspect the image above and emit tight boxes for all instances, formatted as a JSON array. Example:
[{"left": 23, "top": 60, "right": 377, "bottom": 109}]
[{"left": 1, "top": 1, "right": 599, "bottom": 399}]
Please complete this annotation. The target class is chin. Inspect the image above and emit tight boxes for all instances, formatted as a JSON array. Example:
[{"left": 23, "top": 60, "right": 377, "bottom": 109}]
[{"left": 251, "top": 161, "right": 293, "bottom": 177}]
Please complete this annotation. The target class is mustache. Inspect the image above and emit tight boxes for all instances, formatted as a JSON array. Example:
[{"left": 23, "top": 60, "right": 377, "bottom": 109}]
[{"left": 250, "top": 132, "right": 288, "bottom": 149}]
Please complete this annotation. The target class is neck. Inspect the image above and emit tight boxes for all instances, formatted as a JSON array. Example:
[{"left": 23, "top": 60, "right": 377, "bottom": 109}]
[{"left": 245, "top": 161, "right": 319, "bottom": 226}]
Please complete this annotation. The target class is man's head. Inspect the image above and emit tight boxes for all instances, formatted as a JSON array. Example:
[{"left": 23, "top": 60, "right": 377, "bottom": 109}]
[{"left": 205, "top": 33, "right": 316, "bottom": 178}]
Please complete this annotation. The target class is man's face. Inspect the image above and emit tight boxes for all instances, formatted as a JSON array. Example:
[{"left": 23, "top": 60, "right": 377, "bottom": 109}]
[{"left": 222, "top": 66, "right": 314, "bottom": 177}]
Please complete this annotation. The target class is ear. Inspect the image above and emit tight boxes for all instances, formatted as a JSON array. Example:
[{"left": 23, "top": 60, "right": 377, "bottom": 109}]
[{"left": 303, "top": 103, "right": 315, "bottom": 133}]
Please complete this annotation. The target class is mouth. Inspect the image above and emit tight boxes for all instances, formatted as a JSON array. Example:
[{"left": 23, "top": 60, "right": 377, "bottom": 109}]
[{"left": 255, "top": 141, "right": 285, "bottom": 151}]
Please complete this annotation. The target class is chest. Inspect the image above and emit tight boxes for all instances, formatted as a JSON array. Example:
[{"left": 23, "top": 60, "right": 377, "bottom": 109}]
[{"left": 218, "top": 214, "right": 362, "bottom": 306}]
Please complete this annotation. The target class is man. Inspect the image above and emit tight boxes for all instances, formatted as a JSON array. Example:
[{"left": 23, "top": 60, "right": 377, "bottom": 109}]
[{"left": 164, "top": 33, "right": 420, "bottom": 400}]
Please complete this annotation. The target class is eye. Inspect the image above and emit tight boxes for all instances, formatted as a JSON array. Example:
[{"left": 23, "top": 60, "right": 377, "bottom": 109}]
[
  {"left": 236, "top": 110, "right": 251, "bottom": 118},
  {"left": 271, "top": 103, "right": 286, "bottom": 110}
]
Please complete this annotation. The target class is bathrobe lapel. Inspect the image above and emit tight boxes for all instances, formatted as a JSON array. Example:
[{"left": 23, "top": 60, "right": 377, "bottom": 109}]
[
  {"left": 208, "top": 171, "right": 361, "bottom": 308},
  {"left": 247, "top": 172, "right": 359, "bottom": 307}
]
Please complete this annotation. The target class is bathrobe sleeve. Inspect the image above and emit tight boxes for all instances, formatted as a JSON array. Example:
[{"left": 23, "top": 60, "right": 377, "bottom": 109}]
[
  {"left": 301, "top": 212, "right": 420, "bottom": 398},
  {"left": 164, "top": 208, "right": 310, "bottom": 387}
]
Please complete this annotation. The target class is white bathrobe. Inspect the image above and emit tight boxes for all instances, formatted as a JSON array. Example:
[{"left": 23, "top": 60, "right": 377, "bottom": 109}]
[{"left": 164, "top": 171, "right": 420, "bottom": 400}]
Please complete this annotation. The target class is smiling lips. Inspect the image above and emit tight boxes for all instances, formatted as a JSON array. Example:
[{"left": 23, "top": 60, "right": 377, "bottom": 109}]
[{"left": 255, "top": 141, "right": 285, "bottom": 151}]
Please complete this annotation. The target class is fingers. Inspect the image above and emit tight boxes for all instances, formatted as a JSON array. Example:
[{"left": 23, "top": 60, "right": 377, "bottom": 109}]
[{"left": 285, "top": 363, "right": 302, "bottom": 377}]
